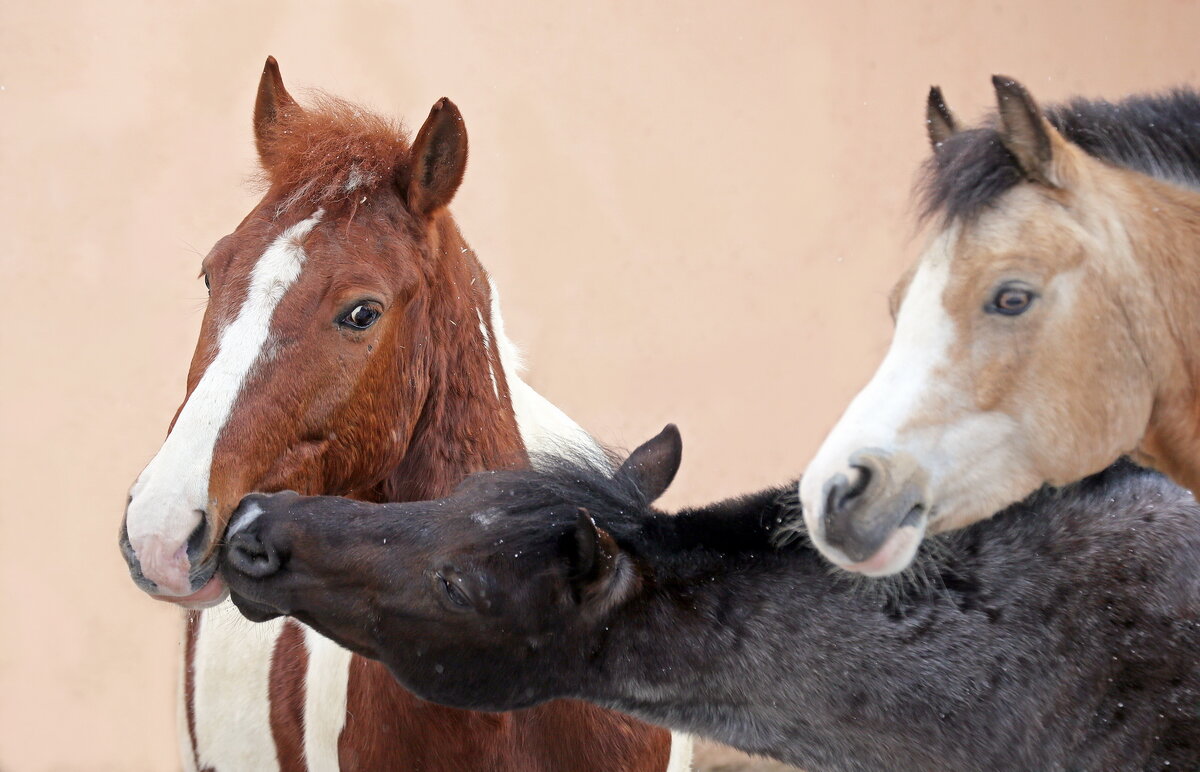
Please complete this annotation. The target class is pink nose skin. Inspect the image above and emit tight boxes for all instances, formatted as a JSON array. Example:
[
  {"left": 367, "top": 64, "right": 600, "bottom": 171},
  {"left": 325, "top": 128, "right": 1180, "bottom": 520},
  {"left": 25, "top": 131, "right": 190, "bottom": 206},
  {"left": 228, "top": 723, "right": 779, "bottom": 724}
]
[{"left": 134, "top": 535, "right": 194, "bottom": 596}]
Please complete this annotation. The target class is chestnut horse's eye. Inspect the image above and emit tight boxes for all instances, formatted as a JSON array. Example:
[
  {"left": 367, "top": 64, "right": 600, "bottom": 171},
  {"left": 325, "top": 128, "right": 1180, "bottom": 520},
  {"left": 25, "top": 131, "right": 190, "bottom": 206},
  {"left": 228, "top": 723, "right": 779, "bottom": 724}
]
[
  {"left": 340, "top": 304, "right": 382, "bottom": 330},
  {"left": 438, "top": 574, "right": 472, "bottom": 608},
  {"left": 988, "top": 286, "right": 1035, "bottom": 316},
  {"left": 203, "top": 273, "right": 211, "bottom": 293}
]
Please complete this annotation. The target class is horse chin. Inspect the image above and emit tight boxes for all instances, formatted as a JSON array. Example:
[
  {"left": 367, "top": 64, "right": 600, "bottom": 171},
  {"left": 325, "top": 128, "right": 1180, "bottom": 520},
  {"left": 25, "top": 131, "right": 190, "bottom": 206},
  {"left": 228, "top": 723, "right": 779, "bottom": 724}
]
[{"left": 228, "top": 590, "right": 286, "bottom": 623}]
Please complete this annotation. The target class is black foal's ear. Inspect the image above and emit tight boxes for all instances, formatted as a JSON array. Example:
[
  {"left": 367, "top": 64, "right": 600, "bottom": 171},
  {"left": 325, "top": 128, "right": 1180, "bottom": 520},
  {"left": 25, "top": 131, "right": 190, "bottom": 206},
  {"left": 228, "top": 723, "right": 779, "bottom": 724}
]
[
  {"left": 405, "top": 97, "right": 469, "bottom": 217},
  {"left": 618, "top": 424, "right": 683, "bottom": 502},
  {"left": 566, "top": 508, "right": 633, "bottom": 611},
  {"left": 925, "top": 85, "right": 958, "bottom": 151}
]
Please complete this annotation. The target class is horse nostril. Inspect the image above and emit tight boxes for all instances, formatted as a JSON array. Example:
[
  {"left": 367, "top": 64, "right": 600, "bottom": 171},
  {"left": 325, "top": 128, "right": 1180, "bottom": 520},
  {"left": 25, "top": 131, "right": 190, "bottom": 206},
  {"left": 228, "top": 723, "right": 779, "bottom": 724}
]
[
  {"left": 227, "top": 529, "right": 283, "bottom": 579},
  {"left": 185, "top": 514, "right": 210, "bottom": 565},
  {"left": 825, "top": 463, "right": 873, "bottom": 519}
]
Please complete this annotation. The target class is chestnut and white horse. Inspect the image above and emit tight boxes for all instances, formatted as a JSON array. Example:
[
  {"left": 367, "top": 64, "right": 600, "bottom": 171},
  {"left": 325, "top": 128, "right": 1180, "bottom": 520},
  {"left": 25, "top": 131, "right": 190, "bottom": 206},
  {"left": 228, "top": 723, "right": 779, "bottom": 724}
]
[{"left": 119, "top": 57, "right": 690, "bottom": 771}]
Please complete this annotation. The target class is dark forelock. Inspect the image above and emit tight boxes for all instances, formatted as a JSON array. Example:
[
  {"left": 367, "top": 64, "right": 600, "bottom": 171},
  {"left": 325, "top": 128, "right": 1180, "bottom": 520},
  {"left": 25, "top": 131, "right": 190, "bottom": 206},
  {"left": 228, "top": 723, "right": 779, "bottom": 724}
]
[{"left": 919, "top": 88, "right": 1200, "bottom": 224}]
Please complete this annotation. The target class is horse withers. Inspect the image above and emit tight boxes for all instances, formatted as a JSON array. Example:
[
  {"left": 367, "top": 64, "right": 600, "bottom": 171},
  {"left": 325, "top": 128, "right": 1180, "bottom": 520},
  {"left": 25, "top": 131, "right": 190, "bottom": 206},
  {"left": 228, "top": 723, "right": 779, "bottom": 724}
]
[
  {"left": 800, "top": 76, "right": 1200, "bottom": 575},
  {"left": 221, "top": 426, "right": 1200, "bottom": 771},
  {"left": 119, "top": 58, "right": 683, "bottom": 771}
]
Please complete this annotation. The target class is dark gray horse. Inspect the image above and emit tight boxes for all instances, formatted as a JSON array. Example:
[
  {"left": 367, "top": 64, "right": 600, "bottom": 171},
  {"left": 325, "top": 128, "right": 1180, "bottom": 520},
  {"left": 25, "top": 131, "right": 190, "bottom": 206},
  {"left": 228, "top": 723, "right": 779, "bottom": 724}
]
[{"left": 222, "top": 426, "right": 1200, "bottom": 771}]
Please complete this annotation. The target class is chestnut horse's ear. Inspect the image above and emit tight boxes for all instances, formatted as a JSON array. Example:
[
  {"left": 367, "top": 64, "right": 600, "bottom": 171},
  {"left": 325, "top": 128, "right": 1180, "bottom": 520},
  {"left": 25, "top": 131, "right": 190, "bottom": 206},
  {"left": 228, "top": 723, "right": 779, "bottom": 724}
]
[
  {"left": 925, "top": 86, "right": 959, "bottom": 151},
  {"left": 618, "top": 424, "right": 683, "bottom": 503},
  {"left": 254, "top": 56, "right": 299, "bottom": 166},
  {"left": 406, "top": 98, "right": 469, "bottom": 217},
  {"left": 992, "top": 75, "right": 1062, "bottom": 186}
]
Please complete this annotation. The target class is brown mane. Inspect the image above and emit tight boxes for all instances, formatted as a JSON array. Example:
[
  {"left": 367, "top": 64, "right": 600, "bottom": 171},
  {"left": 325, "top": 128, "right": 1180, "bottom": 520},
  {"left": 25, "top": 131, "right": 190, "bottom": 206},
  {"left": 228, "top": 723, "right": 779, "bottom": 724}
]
[{"left": 256, "top": 92, "right": 412, "bottom": 210}]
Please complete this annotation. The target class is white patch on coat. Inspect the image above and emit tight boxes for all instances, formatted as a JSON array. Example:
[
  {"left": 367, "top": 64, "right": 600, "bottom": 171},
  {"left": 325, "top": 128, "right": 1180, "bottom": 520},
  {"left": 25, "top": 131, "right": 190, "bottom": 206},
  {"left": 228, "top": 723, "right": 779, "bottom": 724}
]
[
  {"left": 484, "top": 279, "right": 606, "bottom": 466},
  {"left": 191, "top": 601, "right": 285, "bottom": 771},
  {"left": 477, "top": 307, "right": 499, "bottom": 398},
  {"left": 125, "top": 211, "right": 324, "bottom": 594},
  {"left": 302, "top": 626, "right": 352, "bottom": 771}
]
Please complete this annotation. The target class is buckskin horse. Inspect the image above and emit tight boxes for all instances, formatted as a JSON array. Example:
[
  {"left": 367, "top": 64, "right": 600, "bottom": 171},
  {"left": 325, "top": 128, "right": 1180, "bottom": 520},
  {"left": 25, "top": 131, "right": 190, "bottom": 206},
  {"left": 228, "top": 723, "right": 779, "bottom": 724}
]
[
  {"left": 800, "top": 77, "right": 1200, "bottom": 575},
  {"left": 118, "top": 57, "right": 688, "bottom": 771},
  {"left": 220, "top": 425, "right": 1200, "bottom": 771}
]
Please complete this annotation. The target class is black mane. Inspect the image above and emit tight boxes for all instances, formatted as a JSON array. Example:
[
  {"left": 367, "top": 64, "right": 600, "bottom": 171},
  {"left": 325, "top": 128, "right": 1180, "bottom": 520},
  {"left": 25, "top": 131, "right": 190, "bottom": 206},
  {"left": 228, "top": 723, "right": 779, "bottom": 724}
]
[{"left": 920, "top": 88, "right": 1200, "bottom": 223}]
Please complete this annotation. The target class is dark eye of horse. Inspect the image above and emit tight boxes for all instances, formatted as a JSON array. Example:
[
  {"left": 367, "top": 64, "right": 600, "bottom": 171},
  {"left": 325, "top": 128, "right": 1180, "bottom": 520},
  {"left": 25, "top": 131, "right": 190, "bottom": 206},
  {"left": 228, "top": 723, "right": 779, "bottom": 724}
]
[
  {"left": 988, "top": 286, "right": 1035, "bottom": 316},
  {"left": 340, "top": 304, "right": 382, "bottom": 330},
  {"left": 439, "top": 574, "right": 472, "bottom": 608},
  {"left": 203, "top": 273, "right": 211, "bottom": 293}
]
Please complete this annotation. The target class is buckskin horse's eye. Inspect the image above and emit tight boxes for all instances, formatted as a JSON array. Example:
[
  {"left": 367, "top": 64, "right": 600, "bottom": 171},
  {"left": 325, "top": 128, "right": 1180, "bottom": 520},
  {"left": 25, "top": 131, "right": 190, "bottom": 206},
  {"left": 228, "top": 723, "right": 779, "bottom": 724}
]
[
  {"left": 340, "top": 304, "right": 382, "bottom": 330},
  {"left": 438, "top": 574, "right": 472, "bottom": 609},
  {"left": 988, "top": 285, "right": 1035, "bottom": 316}
]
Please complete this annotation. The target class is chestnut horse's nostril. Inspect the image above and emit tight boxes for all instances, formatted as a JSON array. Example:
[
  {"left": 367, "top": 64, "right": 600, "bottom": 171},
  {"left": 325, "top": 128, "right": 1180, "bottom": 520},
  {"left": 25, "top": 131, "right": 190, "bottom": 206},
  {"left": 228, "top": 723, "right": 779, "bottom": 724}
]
[
  {"left": 825, "top": 463, "right": 873, "bottom": 520},
  {"left": 227, "top": 529, "right": 283, "bottom": 579},
  {"left": 186, "top": 514, "right": 210, "bottom": 565}
]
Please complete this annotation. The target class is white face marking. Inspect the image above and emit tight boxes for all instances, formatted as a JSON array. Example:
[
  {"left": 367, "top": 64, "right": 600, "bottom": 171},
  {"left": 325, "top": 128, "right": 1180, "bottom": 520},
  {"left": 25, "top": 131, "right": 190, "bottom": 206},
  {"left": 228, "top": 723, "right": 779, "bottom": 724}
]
[
  {"left": 226, "top": 501, "right": 264, "bottom": 538},
  {"left": 799, "top": 230, "right": 957, "bottom": 565},
  {"left": 125, "top": 211, "right": 323, "bottom": 595}
]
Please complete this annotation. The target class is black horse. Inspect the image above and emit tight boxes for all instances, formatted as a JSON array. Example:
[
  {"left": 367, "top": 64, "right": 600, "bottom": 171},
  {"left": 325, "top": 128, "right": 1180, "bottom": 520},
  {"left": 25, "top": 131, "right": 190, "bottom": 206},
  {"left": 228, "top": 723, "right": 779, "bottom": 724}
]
[{"left": 222, "top": 426, "right": 1200, "bottom": 771}]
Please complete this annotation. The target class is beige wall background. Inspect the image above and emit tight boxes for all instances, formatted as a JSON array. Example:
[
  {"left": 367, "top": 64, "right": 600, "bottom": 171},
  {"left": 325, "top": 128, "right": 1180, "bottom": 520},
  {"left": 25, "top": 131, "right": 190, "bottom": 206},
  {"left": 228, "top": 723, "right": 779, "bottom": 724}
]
[{"left": 4, "top": 1, "right": 1200, "bottom": 769}]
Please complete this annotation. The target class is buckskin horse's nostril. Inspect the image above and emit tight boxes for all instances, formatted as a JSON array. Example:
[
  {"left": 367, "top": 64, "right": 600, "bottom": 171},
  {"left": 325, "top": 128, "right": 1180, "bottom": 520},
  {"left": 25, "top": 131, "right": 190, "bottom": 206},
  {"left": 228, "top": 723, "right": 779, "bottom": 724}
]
[
  {"left": 826, "top": 463, "right": 873, "bottom": 519},
  {"left": 227, "top": 529, "right": 283, "bottom": 578}
]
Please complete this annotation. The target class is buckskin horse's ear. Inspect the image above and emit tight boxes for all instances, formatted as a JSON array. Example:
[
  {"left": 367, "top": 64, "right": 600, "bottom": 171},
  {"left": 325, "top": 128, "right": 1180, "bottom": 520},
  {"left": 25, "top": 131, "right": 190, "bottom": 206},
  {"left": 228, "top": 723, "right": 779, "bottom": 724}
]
[
  {"left": 925, "top": 85, "right": 959, "bottom": 151},
  {"left": 254, "top": 56, "right": 299, "bottom": 167},
  {"left": 992, "top": 75, "right": 1068, "bottom": 187},
  {"left": 618, "top": 424, "right": 683, "bottom": 503},
  {"left": 406, "top": 98, "right": 469, "bottom": 217}
]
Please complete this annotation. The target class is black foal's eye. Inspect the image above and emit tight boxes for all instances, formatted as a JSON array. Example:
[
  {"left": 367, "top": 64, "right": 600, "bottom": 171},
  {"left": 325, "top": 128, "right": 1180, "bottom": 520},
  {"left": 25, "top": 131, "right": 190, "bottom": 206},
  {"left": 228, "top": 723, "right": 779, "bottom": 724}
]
[
  {"left": 203, "top": 273, "right": 211, "bottom": 292},
  {"left": 438, "top": 574, "right": 472, "bottom": 608},
  {"left": 987, "top": 285, "right": 1036, "bottom": 316},
  {"left": 339, "top": 303, "right": 382, "bottom": 330}
]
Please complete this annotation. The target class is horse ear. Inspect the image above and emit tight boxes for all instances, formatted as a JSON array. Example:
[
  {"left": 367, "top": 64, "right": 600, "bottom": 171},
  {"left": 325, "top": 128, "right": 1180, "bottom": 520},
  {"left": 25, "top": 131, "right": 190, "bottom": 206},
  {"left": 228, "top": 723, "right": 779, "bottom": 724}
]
[
  {"left": 569, "top": 508, "right": 612, "bottom": 584},
  {"left": 925, "top": 86, "right": 959, "bottom": 151},
  {"left": 992, "top": 75, "right": 1064, "bottom": 186},
  {"left": 618, "top": 424, "right": 683, "bottom": 503},
  {"left": 254, "top": 56, "right": 299, "bottom": 167},
  {"left": 566, "top": 508, "right": 633, "bottom": 611},
  {"left": 406, "top": 98, "right": 469, "bottom": 217}
]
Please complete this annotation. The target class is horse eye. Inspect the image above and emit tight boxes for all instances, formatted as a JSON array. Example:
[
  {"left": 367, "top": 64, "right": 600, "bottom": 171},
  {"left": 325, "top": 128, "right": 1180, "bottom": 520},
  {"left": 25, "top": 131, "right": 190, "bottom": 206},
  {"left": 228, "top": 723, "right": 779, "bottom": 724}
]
[
  {"left": 439, "top": 575, "right": 471, "bottom": 608},
  {"left": 340, "top": 304, "right": 381, "bottom": 330},
  {"left": 203, "top": 273, "right": 211, "bottom": 292},
  {"left": 988, "top": 286, "right": 1035, "bottom": 316}
]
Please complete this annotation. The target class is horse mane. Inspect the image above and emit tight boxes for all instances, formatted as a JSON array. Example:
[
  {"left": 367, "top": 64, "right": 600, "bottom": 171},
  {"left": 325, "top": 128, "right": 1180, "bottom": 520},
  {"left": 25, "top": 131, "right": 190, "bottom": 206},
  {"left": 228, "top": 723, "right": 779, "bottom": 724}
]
[
  {"left": 919, "top": 88, "right": 1200, "bottom": 223},
  {"left": 257, "top": 91, "right": 412, "bottom": 211}
]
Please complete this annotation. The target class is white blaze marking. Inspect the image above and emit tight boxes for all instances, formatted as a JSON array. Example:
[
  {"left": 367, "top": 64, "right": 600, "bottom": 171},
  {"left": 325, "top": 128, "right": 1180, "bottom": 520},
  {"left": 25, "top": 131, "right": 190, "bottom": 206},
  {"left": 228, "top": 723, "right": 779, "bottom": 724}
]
[
  {"left": 125, "top": 211, "right": 323, "bottom": 593},
  {"left": 799, "top": 230, "right": 956, "bottom": 546},
  {"left": 302, "top": 626, "right": 353, "bottom": 771}
]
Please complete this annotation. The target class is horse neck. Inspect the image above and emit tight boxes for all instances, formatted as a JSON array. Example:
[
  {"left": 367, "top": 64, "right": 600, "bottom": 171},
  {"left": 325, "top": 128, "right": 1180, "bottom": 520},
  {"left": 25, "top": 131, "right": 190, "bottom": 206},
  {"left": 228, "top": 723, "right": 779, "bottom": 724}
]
[
  {"left": 1117, "top": 175, "right": 1200, "bottom": 489},
  {"left": 373, "top": 216, "right": 526, "bottom": 503},
  {"left": 584, "top": 486, "right": 808, "bottom": 698}
]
